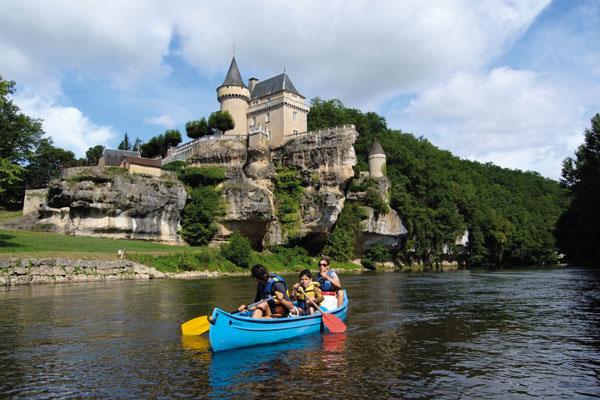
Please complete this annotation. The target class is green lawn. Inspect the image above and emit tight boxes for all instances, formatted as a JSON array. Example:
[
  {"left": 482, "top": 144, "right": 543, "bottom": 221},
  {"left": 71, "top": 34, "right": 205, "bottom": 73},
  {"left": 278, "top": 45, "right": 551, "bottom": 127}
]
[{"left": 0, "top": 229, "right": 180, "bottom": 260}]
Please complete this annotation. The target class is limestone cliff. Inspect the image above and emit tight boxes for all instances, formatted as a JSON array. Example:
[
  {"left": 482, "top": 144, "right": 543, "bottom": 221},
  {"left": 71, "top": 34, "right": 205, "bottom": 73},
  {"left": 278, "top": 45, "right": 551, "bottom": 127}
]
[
  {"left": 37, "top": 167, "right": 187, "bottom": 244},
  {"left": 26, "top": 125, "right": 407, "bottom": 253}
]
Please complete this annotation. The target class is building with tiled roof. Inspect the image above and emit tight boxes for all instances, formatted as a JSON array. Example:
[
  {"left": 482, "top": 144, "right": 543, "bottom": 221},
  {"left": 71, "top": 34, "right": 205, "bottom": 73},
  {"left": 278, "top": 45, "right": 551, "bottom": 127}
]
[{"left": 216, "top": 57, "right": 310, "bottom": 146}]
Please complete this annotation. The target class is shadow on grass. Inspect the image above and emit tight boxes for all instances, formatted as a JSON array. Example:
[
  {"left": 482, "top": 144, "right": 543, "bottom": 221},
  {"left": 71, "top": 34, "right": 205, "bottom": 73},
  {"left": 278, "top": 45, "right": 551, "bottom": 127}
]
[{"left": 0, "top": 233, "right": 21, "bottom": 248}]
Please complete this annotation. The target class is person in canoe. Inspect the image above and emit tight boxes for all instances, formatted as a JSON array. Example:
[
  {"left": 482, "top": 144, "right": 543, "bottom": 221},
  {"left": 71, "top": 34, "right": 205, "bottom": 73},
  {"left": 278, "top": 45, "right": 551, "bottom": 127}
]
[
  {"left": 291, "top": 269, "right": 324, "bottom": 315},
  {"left": 316, "top": 257, "right": 344, "bottom": 308},
  {"left": 238, "top": 264, "right": 294, "bottom": 318}
]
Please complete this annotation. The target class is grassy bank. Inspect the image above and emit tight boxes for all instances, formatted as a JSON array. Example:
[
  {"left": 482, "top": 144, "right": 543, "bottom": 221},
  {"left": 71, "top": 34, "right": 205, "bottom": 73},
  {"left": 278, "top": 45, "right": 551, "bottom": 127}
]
[{"left": 0, "top": 229, "right": 364, "bottom": 274}]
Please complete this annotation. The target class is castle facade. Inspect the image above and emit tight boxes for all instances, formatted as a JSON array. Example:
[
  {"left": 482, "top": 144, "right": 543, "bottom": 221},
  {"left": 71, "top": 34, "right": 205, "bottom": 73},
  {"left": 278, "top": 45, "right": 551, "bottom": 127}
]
[{"left": 217, "top": 57, "right": 310, "bottom": 147}]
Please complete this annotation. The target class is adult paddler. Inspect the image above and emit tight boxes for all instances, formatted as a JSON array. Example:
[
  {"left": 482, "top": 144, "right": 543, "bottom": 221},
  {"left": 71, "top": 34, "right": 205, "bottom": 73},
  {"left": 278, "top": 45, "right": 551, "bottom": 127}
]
[{"left": 238, "top": 264, "right": 294, "bottom": 318}]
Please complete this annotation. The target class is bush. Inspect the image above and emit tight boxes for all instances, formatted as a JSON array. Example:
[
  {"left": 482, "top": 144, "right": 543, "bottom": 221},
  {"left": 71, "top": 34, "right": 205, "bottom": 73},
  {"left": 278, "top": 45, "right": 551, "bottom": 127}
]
[
  {"left": 220, "top": 232, "right": 252, "bottom": 268},
  {"left": 180, "top": 166, "right": 227, "bottom": 188},
  {"left": 180, "top": 186, "right": 224, "bottom": 246}
]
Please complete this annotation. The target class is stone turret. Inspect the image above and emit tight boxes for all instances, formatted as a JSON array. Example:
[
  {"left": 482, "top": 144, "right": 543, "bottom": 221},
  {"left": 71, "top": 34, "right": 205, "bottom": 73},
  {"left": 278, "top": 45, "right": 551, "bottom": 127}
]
[
  {"left": 368, "top": 139, "right": 386, "bottom": 178},
  {"left": 217, "top": 57, "right": 250, "bottom": 136}
]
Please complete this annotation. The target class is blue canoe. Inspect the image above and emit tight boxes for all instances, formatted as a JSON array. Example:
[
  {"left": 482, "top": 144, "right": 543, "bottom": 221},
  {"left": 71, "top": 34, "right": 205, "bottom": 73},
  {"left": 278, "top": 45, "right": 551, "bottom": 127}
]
[{"left": 208, "top": 290, "right": 348, "bottom": 352}]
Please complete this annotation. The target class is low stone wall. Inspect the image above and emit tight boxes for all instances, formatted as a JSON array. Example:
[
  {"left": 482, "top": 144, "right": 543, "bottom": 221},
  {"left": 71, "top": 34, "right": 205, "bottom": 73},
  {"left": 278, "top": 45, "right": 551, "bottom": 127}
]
[{"left": 0, "top": 258, "right": 168, "bottom": 286}]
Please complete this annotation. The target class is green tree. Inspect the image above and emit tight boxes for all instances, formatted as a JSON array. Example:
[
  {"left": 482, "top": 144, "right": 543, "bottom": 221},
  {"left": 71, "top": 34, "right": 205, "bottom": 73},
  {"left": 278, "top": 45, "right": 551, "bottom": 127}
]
[
  {"left": 556, "top": 113, "right": 600, "bottom": 266},
  {"left": 180, "top": 185, "right": 225, "bottom": 246},
  {"left": 186, "top": 117, "right": 212, "bottom": 139},
  {"left": 0, "top": 76, "right": 44, "bottom": 207},
  {"left": 221, "top": 231, "right": 252, "bottom": 268},
  {"left": 117, "top": 133, "right": 131, "bottom": 151},
  {"left": 85, "top": 145, "right": 105, "bottom": 166},
  {"left": 208, "top": 111, "right": 235, "bottom": 133},
  {"left": 140, "top": 130, "right": 182, "bottom": 158},
  {"left": 26, "top": 138, "right": 77, "bottom": 189},
  {"left": 323, "top": 202, "right": 367, "bottom": 261}
]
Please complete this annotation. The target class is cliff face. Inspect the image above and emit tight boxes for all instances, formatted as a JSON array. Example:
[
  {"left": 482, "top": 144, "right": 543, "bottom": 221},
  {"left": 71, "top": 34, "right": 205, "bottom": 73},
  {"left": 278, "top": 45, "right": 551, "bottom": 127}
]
[
  {"left": 38, "top": 167, "right": 187, "bottom": 244},
  {"left": 31, "top": 126, "right": 407, "bottom": 252}
]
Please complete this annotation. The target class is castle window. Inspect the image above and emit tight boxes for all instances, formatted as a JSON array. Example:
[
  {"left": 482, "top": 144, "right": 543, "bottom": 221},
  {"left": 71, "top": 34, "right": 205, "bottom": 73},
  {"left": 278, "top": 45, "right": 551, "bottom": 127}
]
[
  {"left": 266, "top": 112, "right": 271, "bottom": 122},
  {"left": 293, "top": 130, "right": 299, "bottom": 136},
  {"left": 293, "top": 111, "right": 297, "bottom": 121}
]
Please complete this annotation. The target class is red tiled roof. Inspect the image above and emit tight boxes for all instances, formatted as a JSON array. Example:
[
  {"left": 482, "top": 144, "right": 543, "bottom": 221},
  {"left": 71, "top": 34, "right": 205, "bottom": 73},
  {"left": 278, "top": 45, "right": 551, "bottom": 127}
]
[{"left": 123, "top": 156, "right": 161, "bottom": 168}]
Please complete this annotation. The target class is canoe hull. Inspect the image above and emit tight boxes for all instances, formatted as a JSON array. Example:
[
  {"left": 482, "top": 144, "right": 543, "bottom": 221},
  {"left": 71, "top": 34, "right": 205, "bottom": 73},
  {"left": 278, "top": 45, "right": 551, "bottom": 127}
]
[{"left": 209, "top": 290, "right": 348, "bottom": 352}]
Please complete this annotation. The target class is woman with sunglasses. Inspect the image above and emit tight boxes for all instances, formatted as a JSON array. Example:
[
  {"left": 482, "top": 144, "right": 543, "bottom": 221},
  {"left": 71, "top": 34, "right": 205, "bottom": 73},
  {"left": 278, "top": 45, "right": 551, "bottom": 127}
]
[{"left": 316, "top": 257, "right": 344, "bottom": 308}]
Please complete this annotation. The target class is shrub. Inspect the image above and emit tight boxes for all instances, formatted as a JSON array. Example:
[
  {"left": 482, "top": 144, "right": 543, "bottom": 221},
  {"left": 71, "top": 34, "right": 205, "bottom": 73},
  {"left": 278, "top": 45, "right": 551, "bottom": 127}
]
[
  {"left": 180, "top": 166, "right": 227, "bottom": 188},
  {"left": 180, "top": 186, "right": 224, "bottom": 246},
  {"left": 220, "top": 232, "right": 252, "bottom": 268}
]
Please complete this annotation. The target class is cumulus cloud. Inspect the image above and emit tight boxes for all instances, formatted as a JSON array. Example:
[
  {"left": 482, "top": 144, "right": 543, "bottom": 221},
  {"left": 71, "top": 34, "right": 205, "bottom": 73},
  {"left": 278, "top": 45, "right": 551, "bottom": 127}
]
[
  {"left": 401, "top": 67, "right": 585, "bottom": 178},
  {"left": 13, "top": 92, "right": 119, "bottom": 157}
]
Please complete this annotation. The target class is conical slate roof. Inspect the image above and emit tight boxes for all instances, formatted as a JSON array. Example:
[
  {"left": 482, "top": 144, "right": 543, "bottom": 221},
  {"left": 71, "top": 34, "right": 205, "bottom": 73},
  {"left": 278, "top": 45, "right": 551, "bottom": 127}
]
[
  {"left": 250, "top": 72, "right": 301, "bottom": 99},
  {"left": 369, "top": 139, "right": 385, "bottom": 156},
  {"left": 219, "top": 57, "right": 247, "bottom": 88}
]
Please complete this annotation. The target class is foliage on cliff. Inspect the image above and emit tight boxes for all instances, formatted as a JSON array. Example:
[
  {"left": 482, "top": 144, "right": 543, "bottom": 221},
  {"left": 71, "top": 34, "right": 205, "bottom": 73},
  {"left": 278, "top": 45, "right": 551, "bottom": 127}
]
[
  {"left": 273, "top": 165, "right": 304, "bottom": 238},
  {"left": 179, "top": 167, "right": 227, "bottom": 246},
  {"left": 556, "top": 113, "right": 600, "bottom": 266},
  {"left": 308, "top": 98, "right": 569, "bottom": 267}
]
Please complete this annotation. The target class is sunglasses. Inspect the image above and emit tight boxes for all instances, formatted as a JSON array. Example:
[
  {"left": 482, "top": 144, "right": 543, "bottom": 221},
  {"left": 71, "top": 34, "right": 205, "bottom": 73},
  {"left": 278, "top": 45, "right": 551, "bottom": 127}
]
[{"left": 318, "top": 263, "right": 328, "bottom": 266}]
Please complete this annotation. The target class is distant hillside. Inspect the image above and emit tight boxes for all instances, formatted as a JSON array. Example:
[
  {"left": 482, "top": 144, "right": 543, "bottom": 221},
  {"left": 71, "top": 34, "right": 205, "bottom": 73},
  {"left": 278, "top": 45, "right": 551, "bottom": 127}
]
[{"left": 308, "top": 98, "right": 569, "bottom": 267}]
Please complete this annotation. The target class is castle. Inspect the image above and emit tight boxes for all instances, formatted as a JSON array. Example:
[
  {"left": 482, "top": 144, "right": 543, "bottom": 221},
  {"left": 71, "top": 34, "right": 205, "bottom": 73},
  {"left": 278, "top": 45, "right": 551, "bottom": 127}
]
[{"left": 217, "top": 57, "right": 310, "bottom": 147}]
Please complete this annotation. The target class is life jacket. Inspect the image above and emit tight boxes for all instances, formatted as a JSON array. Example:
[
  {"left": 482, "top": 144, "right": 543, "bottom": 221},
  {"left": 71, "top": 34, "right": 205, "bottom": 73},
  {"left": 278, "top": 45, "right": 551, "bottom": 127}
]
[
  {"left": 296, "top": 281, "right": 320, "bottom": 311},
  {"left": 263, "top": 274, "right": 289, "bottom": 315},
  {"left": 317, "top": 269, "right": 337, "bottom": 292}
]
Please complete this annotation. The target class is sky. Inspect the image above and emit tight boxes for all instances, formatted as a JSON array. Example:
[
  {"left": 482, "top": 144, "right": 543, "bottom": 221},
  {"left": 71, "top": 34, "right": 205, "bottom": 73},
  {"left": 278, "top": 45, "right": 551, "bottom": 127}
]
[{"left": 1, "top": 0, "right": 599, "bottom": 180}]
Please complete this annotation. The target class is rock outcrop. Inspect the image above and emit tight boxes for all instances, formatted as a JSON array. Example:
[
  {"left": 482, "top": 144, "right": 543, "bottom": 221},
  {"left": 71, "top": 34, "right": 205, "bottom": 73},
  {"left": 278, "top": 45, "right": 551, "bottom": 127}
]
[
  {"left": 25, "top": 125, "right": 407, "bottom": 253},
  {"left": 37, "top": 167, "right": 187, "bottom": 244}
]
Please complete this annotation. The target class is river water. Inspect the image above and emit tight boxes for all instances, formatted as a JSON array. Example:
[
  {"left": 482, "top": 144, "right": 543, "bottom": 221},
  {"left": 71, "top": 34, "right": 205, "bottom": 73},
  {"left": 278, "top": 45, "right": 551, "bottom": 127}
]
[{"left": 0, "top": 268, "right": 599, "bottom": 399}]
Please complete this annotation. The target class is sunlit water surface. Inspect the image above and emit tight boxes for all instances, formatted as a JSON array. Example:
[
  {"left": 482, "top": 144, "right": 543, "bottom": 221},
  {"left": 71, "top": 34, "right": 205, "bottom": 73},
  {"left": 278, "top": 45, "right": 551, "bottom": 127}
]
[{"left": 1, "top": 268, "right": 599, "bottom": 399}]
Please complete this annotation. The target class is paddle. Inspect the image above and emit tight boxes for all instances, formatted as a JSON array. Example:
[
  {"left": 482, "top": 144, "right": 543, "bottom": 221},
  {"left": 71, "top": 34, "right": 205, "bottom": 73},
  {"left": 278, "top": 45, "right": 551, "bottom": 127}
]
[
  {"left": 181, "top": 296, "right": 273, "bottom": 336},
  {"left": 298, "top": 286, "right": 346, "bottom": 333}
]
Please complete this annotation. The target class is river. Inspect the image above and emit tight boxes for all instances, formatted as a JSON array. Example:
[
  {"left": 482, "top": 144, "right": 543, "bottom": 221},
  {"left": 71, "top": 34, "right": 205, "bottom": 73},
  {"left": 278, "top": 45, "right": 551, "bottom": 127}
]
[{"left": 0, "top": 268, "right": 599, "bottom": 399}]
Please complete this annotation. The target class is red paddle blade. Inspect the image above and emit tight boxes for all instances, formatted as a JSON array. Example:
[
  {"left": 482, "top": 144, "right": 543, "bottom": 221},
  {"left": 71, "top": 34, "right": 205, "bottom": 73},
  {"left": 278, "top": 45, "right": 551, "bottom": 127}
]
[{"left": 321, "top": 312, "right": 346, "bottom": 333}]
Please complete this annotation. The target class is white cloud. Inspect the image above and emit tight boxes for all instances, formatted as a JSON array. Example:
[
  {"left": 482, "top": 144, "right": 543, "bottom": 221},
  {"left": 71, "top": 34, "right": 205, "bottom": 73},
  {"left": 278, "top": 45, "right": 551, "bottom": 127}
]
[
  {"left": 13, "top": 92, "right": 118, "bottom": 157},
  {"left": 401, "top": 67, "right": 585, "bottom": 179},
  {"left": 144, "top": 115, "right": 176, "bottom": 128}
]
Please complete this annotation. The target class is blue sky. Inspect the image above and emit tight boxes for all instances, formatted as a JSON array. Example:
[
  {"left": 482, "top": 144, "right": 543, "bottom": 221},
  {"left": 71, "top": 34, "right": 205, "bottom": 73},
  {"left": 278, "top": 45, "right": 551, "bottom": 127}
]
[{"left": 1, "top": 0, "right": 599, "bottom": 180}]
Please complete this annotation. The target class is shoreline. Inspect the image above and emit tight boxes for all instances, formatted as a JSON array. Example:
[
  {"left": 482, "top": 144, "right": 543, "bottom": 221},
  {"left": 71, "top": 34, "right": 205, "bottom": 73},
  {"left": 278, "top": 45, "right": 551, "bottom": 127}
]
[{"left": 0, "top": 255, "right": 466, "bottom": 287}]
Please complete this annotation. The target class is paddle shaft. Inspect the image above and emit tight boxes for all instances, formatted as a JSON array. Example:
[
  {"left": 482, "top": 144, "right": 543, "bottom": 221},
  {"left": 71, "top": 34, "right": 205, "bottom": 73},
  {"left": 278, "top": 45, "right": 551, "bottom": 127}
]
[{"left": 233, "top": 296, "right": 273, "bottom": 314}]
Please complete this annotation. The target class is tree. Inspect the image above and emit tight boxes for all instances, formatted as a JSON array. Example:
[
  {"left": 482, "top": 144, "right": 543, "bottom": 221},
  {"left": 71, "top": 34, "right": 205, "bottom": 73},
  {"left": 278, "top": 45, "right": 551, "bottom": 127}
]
[
  {"left": 186, "top": 117, "right": 212, "bottom": 139},
  {"left": 133, "top": 137, "right": 141, "bottom": 152},
  {"left": 85, "top": 145, "right": 105, "bottom": 166},
  {"left": 208, "top": 111, "right": 235, "bottom": 133},
  {"left": 164, "top": 129, "right": 182, "bottom": 148},
  {"left": 140, "top": 130, "right": 182, "bottom": 158},
  {"left": 0, "top": 75, "right": 44, "bottom": 207},
  {"left": 26, "top": 138, "right": 77, "bottom": 189},
  {"left": 556, "top": 113, "right": 600, "bottom": 266},
  {"left": 118, "top": 133, "right": 132, "bottom": 151},
  {"left": 180, "top": 185, "right": 225, "bottom": 246},
  {"left": 221, "top": 231, "right": 252, "bottom": 268}
]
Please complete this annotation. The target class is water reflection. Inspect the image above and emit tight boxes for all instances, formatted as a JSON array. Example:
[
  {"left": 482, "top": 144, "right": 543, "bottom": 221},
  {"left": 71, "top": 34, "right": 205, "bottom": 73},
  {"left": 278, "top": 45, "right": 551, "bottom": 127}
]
[{"left": 1, "top": 268, "right": 599, "bottom": 399}]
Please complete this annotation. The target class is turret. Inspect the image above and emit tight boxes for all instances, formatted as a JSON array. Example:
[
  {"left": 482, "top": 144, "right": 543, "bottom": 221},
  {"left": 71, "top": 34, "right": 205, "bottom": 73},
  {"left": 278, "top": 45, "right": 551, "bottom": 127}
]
[
  {"left": 368, "top": 139, "right": 386, "bottom": 178},
  {"left": 216, "top": 57, "right": 250, "bottom": 136}
]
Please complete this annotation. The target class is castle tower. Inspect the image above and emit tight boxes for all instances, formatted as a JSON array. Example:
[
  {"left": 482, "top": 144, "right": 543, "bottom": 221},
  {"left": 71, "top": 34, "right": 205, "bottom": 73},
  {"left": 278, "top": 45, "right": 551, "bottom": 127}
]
[
  {"left": 368, "top": 139, "right": 386, "bottom": 178},
  {"left": 216, "top": 57, "right": 250, "bottom": 136}
]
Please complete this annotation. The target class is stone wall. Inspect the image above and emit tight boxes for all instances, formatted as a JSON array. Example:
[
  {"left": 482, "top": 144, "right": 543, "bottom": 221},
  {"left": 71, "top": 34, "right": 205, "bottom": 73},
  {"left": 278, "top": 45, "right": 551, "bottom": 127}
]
[
  {"left": 23, "top": 188, "right": 48, "bottom": 215},
  {"left": 0, "top": 258, "right": 168, "bottom": 286}
]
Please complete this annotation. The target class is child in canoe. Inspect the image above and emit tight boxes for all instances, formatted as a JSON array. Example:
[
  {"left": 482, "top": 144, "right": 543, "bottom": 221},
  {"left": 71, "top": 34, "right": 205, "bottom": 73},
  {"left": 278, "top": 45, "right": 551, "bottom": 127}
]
[{"left": 291, "top": 269, "right": 324, "bottom": 315}]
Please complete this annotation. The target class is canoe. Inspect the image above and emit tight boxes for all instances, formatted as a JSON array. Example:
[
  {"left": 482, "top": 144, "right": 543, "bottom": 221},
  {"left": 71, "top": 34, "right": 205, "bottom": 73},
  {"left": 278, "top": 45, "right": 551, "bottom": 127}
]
[{"left": 208, "top": 290, "right": 348, "bottom": 352}]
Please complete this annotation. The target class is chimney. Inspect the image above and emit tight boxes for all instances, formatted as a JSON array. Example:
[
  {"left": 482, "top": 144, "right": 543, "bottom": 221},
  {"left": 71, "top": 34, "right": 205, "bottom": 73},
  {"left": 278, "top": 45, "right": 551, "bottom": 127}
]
[{"left": 248, "top": 77, "right": 258, "bottom": 93}]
